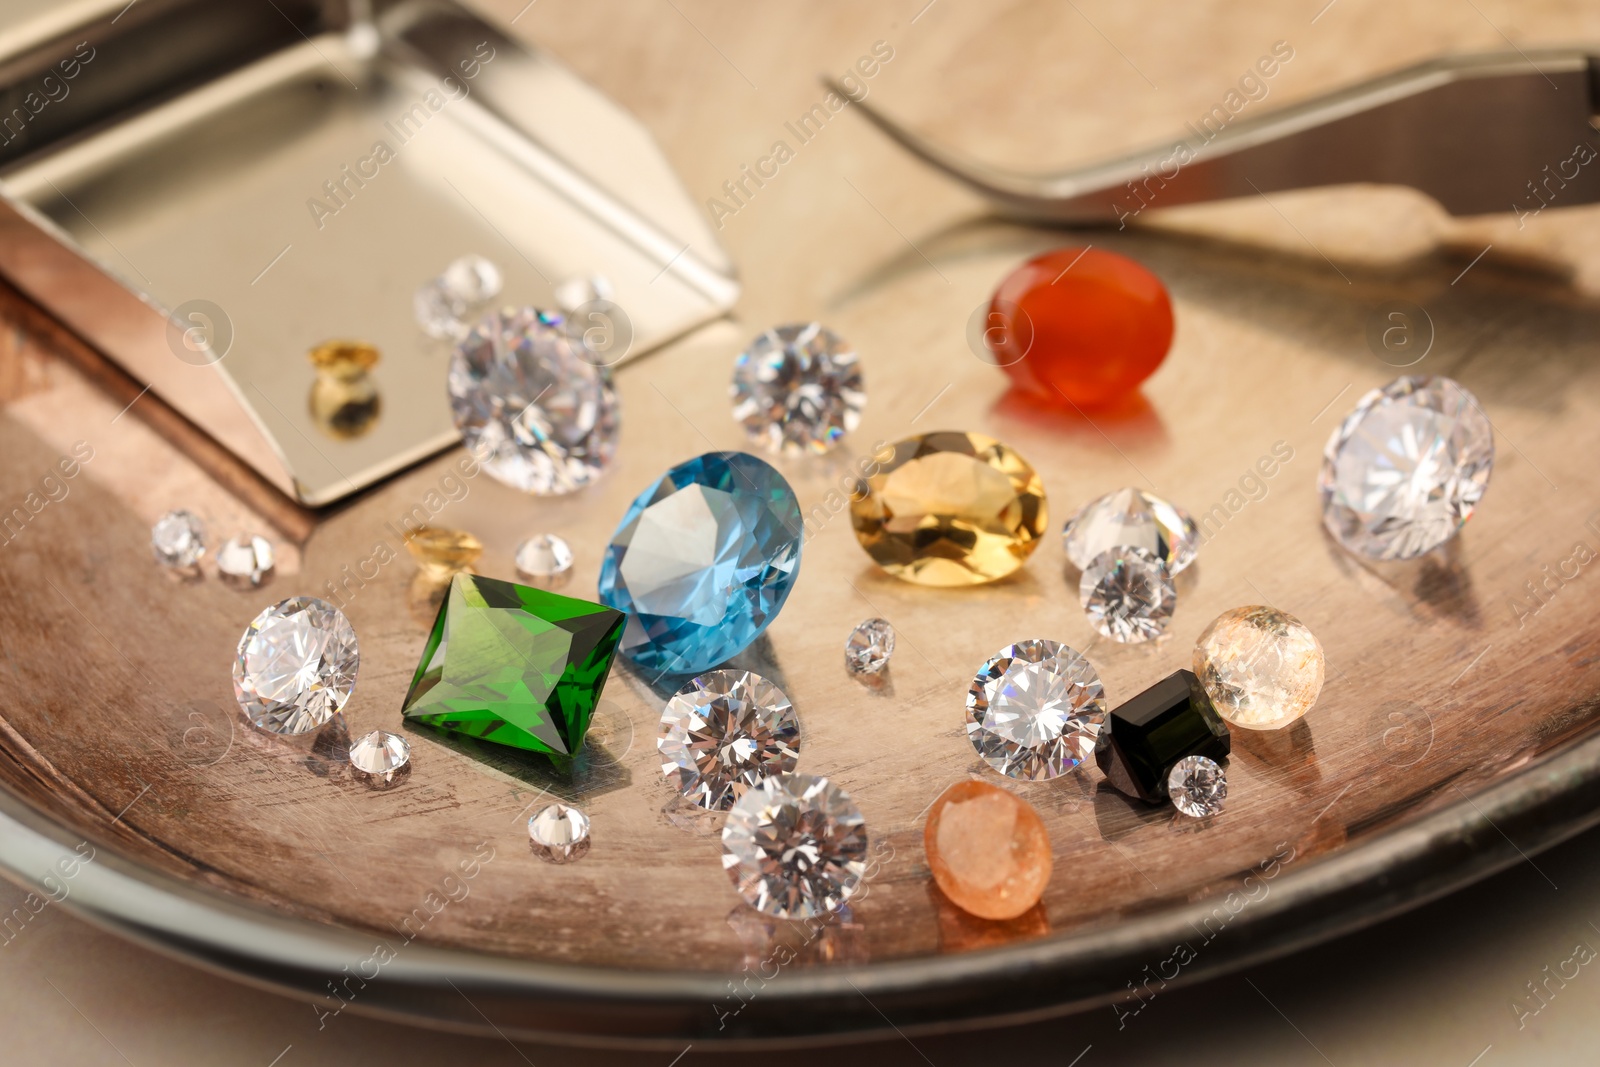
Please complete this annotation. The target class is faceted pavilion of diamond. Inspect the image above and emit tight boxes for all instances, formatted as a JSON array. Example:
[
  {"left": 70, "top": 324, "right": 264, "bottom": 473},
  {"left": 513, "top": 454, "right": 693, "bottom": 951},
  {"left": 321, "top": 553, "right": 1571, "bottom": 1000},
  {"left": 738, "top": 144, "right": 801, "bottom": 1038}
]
[
  {"left": 966, "top": 639, "right": 1106, "bottom": 780},
  {"left": 598, "top": 451, "right": 802, "bottom": 675},
  {"left": 1062, "top": 486, "right": 1199, "bottom": 574},
  {"left": 402, "top": 572, "right": 624, "bottom": 757}
]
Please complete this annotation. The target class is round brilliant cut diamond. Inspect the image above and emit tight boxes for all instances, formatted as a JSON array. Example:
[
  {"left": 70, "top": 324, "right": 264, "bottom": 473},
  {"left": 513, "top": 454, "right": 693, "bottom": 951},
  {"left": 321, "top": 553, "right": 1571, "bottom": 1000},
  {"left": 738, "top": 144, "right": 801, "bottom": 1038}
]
[
  {"left": 348, "top": 729, "right": 410, "bottom": 783},
  {"left": 514, "top": 533, "right": 574, "bottom": 589},
  {"left": 1168, "top": 755, "right": 1227, "bottom": 818},
  {"left": 233, "top": 597, "right": 359, "bottom": 735},
  {"left": 1080, "top": 546, "right": 1175, "bottom": 643},
  {"left": 844, "top": 618, "right": 894, "bottom": 675},
  {"left": 1062, "top": 487, "right": 1199, "bottom": 574},
  {"left": 966, "top": 640, "right": 1106, "bottom": 780},
  {"left": 152, "top": 510, "right": 206, "bottom": 570},
  {"left": 721, "top": 772, "right": 868, "bottom": 919},
  {"left": 730, "top": 323, "right": 864, "bottom": 454},
  {"left": 659, "top": 670, "right": 801, "bottom": 811},
  {"left": 528, "top": 803, "right": 591, "bottom": 863}
]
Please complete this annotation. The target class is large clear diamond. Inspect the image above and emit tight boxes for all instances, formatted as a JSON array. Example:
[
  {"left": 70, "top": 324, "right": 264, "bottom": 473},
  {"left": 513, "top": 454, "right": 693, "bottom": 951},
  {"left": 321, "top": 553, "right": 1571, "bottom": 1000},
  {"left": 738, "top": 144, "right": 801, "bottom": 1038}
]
[
  {"left": 721, "top": 772, "right": 868, "bottom": 919},
  {"left": 448, "top": 308, "right": 619, "bottom": 495},
  {"left": 730, "top": 323, "right": 865, "bottom": 455},
  {"left": 659, "top": 670, "right": 800, "bottom": 810},
  {"left": 1319, "top": 375, "right": 1494, "bottom": 560},
  {"left": 1062, "top": 487, "right": 1198, "bottom": 574},
  {"left": 598, "top": 452, "right": 803, "bottom": 675},
  {"left": 967, "top": 639, "right": 1105, "bottom": 780},
  {"left": 233, "top": 597, "right": 359, "bottom": 734}
]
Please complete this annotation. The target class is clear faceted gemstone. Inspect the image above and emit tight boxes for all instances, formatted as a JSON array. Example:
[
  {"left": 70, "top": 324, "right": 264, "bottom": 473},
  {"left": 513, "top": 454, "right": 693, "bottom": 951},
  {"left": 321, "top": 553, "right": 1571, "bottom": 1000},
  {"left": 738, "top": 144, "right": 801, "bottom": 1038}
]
[
  {"left": 514, "top": 533, "right": 574, "bottom": 589},
  {"left": 1319, "top": 375, "right": 1494, "bottom": 561},
  {"left": 844, "top": 618, "right": 894, "bottom": 675},
  {"left": 1168, "top": 755, "right": 1227, "bottom": 817},
  {"left": 730, "top": 323, "right": 865, "bottom": 454},
  {"left": 721, "top": 772, "right": 868, "bottom": 919},
  {"left": 598, "top": 452, "right": 803, "bottom": 675},
  {"left": 414, "top": 254, "right": 503, "bottom": 341},
  {"left": 659, "top": 670, "right": 800, "bottom": 810},
  {"left": 348, "top": 729, "right": 411, "bottom": 782},
  {"left": 151, "top": 510, "right": 206, "bottom": 569},
  {"left": 233, "top": 597, "right": 359, "bottom": 734},
  {"left": 528, "top": 803, "right": 591, "bottom": 863},
  {"left": 966, "top": 639, "right": 1106, "bottom": 780},
  {"left": 215, "top": 534, "right": 275, "bottom": 586},
  {"left": 1080, "top": 546, "right": 1175, "bottom": 644},
  {"left": 1194, "top": 606, "right": 1324, "bottom": 730},
  {"left": 1062, "top": 487, "right": 1199, "bottom": 574},
  {"left": 448, "top": 308, "right": 619, "bottom": 495}
]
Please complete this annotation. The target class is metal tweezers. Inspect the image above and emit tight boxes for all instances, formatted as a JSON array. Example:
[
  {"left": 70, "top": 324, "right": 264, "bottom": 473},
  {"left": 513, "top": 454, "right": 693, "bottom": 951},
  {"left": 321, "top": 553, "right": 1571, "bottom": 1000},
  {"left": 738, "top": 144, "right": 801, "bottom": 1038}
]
[{"left": 831, "top": 49, "right": 1600, "bottom": 224}]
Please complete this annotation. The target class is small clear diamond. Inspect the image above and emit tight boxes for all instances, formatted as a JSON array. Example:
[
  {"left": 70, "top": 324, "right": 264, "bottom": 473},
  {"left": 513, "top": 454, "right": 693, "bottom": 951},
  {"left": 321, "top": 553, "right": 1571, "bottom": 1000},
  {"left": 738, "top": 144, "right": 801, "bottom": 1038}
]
[
  {"left": 215, "top": 534, "right": 275, "bottom": 586},
  {"left": 967, "top": 639, "right": 1106, "bottom": 780},
  {"left": 1080, "top": 546, "right": 1175, "bottom": 644},
  {"left": 1319, "top": 375, "right": 1494, "bottom": 561},
  {"left": 731, "top": 323, "right": 865, "bottom": 454},
  {"left": 514, "top": 533, "right": 574, "bottom": 589},
  {"left": 152, "top": 510, "right": 205, "bottom": 569},
  {"left": 449, "top": 308, "right": 619, "bottom": 495},
  {"left": 1062, "top": 487, "right": 1199, "bottom": 574},
  {"left": 1168, "top": 755, "right": 1227, "bottom": 817},
  {"left": 844, "top": 618, "right": 894, "bottom": 675},
  {"left": 659, "top": 670, "right": 800, "bottom": 811},
  {"left": 528, "top": 803, "right": 591, "bottom": 863},
  {"left": 721, "top": 772, "right": 868, "bottom": 919},
  {"left": 348, "top": 729, "right": 410, "bottom": 782},
  {"left": 233, "top": 597, "right": 359, "bottom": 734},
  {"left": 414, "top": 254, "right": 503, "bottom": 341}
]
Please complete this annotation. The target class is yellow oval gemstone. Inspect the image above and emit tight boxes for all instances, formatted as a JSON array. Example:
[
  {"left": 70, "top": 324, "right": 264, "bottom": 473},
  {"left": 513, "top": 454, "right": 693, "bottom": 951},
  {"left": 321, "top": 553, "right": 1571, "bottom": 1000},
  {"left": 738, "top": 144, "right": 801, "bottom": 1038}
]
[
  {"left": 404, "top": 525, "right": 483, "bottom": 579},
  {"left": 849, "top": 431, "right": 1048, "bottom": 586}
]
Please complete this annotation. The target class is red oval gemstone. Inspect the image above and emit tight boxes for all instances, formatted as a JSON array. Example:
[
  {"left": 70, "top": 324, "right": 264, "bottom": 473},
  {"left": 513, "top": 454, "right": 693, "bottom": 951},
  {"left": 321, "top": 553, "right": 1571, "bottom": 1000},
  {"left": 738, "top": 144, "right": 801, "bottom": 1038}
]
[{"left": 987, "top": 247, "right": 1174, "bottom": 408}]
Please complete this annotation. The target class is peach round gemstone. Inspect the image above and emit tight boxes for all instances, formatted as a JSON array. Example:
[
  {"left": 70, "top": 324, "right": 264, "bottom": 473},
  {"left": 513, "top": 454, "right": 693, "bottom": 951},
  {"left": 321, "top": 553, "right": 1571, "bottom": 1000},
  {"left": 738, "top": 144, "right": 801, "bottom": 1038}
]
[{"left": 924, "top": 780, "right": 1052, "bottom": 921}]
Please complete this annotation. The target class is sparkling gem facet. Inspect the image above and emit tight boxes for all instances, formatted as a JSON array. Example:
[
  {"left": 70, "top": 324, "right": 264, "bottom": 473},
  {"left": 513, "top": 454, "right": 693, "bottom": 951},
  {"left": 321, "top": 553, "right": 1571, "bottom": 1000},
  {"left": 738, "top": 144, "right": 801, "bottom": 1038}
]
[
  {"left": 966, "top": 639, "right": 1106, "bottom": 780},
  {"left": 1194, "top": 606, "right": 1324, "bottom": 731},
  {"left": 598, "top": 451, "right": 803, "bottom": 675},
  {"left": 1080, "top": 546, "right": 1175, "bottom": 644},
  {"left": 924, "top": 780, "right": 1052, "bottom": 921},
  {"left": 514, "top": 533, "right": 574, "bottom": 589},
  {"left": 528, "top": 803, "right": 591, "bottom": 863},
  {"left": 1319, "top": 375, "right": 1494, "bottom": 561},
  {"left": 844, "top": 618, "right": 894, "bottom": 676},
  {"left": 448, "top": 307, "right": 619, "bottom": 495},
  {"left": 1096, "top": 669, "right": 1230, "bottom": 802},
  {"left": 658, "top": 670, "right": 800, "bottom": 811},
  {"left": 721, "top": 772, "right": 868, "bottom": 919},
  {"left": 850, "top": 431, "right": 1047, "bottom": 587},
  {"left": 233, "top": 597, "right": 359, "bottom": 734},
  {"left": 1062, "top": 487, "right": 1199, "bottom": 574},
  {"left": 348, "top": 729, "right": 411, "bottom": 782},
  {"left": 730, "top": 323, "right": 865, "bottom": 455},
  {"left": 216, "top": 534, "right": 275, "bottom": 586},
  {"left": 415, "top": 254, "right": 503, "bottom": 340},
  {"left": 402, "top": 572, "right": 625, "bottom": 756},
  {"left": 1168, "top": 755, "right": 1227, "bottom": 817},
  {"left": 988, "top": 247, "right": 1175, "bottom": 408},
  {"left": 152, "top": 510, "right": 205, "bottom": 569}
]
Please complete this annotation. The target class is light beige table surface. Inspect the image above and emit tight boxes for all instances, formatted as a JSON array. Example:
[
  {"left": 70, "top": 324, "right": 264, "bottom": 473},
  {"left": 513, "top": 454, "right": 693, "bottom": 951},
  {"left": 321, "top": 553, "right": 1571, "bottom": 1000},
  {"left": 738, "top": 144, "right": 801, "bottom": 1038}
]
[{"left": 6, "top": 0, "right": 1600, "bottom": 1061}]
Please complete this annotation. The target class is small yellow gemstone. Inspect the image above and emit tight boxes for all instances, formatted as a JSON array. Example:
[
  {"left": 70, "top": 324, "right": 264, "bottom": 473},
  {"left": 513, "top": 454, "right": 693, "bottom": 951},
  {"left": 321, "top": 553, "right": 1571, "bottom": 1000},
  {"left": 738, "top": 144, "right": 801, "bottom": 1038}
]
[
  {"left": 404, "top": 525, "right": 483, "bottom": 580},
  {"left": 308, "top": 339, "right": 381, "bottom": 378},
  {"left": 849, "top": 431, "right": 1047, "bottom": 586}
]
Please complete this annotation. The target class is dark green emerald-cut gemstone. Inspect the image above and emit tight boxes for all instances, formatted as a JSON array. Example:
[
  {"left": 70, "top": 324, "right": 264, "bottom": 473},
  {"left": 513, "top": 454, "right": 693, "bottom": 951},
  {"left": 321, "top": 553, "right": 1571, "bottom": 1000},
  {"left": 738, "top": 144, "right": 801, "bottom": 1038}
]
[
  {"left": 1096, "top": 669, "right": 1230, "bottom": 802},
  {"left": 402, "top": 572, "right": 625, "bottom": 757}
]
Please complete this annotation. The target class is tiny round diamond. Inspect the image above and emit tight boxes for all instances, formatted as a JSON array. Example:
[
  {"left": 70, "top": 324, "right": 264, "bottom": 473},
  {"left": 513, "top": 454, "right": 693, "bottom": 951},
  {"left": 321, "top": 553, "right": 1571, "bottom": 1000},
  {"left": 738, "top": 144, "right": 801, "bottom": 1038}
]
[
  {"left": 1194, "top": 606, "right": 1324, "bottom": 730},
  {"left": 528, "top": 803, "right": 591, "bottom": 863},
  {"left": 731, "top": 323, "right": 864, "bottom": 454},
  {"left": 967, "top": 640, "right": 1106, "bottom": 780},
  {"left": 1319, "top": 375, "right": 1494, "bottom": 560},
  {"left": 152, "top": 510, "right": 206, "bottom": 569},
  {"left": 721, "top": 772, "right": 868, "bottom": 919},
  {"left": 1080, "top": 546, "right": 1175, "bottom": 644},
  {"left": 1063, "top": 487, "right": 1199, "bottom": 574},
  {"left": 215, "top": 534, "right": 275, "bottom": 586},
  {"left": 1168, "top": 755, "right": 1227, "bottom": 817},
  {"left": 414, "top": 254, "right": 503, "bottom": 341},
  {"left": 448, "top": 308, "right": 619, "bottom": 495},
  {"left": 514, "top": 533, "right": 574, "bottom": 589},
  {"left": 659, "top": 670, "right": 800, "bottom": 811},
  {"left": 348, "top": 729, "right": 410, "bottom": 783},
  {"left": 844, "top": 618, "right": 894, "bottom": 675},
  {"left": 233, "top": 597, "right": 360, "bottom": 734}
]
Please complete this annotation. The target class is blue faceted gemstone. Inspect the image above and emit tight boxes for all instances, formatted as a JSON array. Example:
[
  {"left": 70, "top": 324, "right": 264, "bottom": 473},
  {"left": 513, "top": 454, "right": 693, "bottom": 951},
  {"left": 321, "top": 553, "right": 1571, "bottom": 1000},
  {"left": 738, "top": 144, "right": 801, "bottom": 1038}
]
[{"left": 598, "top": 451, "right": 803, "bottom": 675}]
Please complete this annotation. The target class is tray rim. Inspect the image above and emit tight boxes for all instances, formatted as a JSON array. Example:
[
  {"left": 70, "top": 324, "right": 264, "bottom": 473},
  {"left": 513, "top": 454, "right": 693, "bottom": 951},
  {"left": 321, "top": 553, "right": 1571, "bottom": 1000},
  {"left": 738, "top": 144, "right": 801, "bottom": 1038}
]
[{"left": 2, "top": 720, "right": 1597, "bottom": 1048}]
